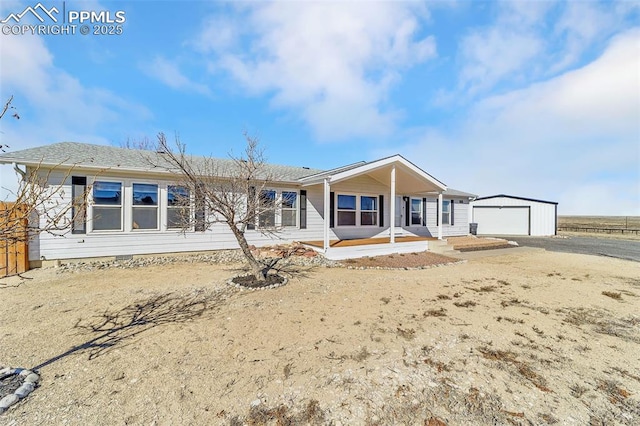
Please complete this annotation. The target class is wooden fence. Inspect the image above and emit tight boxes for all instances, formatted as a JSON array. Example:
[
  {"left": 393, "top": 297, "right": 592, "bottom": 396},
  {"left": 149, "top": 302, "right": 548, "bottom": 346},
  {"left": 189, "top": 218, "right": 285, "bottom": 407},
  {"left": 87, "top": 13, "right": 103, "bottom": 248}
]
[{"left": 1, "top": 202, "right": 29, "bottom": 278}]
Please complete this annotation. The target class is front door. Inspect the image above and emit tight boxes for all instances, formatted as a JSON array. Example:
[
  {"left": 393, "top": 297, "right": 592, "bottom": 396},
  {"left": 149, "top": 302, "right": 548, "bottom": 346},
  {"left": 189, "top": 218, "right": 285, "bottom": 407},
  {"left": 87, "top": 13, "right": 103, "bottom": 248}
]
[{"left": 395, "top": 196, "right": 403, "bottom": 227}]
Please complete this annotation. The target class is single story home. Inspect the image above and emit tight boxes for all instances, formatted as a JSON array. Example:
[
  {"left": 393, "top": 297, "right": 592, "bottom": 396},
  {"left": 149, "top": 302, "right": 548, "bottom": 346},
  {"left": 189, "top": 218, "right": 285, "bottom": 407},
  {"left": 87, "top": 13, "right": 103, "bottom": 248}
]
[
  {"left": 0, "top": 142, "right": 477, "bottom": 262},
  {"left": 470, "top": 195, "right": 558, "bottom": 236}
]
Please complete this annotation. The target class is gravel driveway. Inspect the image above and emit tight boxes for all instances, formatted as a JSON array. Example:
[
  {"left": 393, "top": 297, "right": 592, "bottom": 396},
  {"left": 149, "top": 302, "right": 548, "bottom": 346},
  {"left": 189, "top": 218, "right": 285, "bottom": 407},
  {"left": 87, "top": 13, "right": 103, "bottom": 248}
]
[{"left": 505, "top": 235, "right": 640, "bottom": 262}]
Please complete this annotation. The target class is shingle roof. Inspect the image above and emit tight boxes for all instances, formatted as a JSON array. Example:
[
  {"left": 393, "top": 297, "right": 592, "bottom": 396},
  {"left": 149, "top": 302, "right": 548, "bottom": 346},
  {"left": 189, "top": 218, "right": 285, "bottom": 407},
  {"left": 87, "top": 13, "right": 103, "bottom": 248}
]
[
  {"left": 0, "top": 142, "right": 323, "bottom": 182},
  {"left": 443, "top": 188, "right": 477, "bottom": 198}
]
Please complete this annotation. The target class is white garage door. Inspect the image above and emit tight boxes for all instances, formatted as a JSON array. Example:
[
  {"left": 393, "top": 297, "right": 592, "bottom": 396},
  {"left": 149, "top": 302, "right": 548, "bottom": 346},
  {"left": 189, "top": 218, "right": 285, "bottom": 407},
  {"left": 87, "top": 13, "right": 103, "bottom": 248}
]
[{"left": 473, "top": 207, "right": 530, "bottom": 235}]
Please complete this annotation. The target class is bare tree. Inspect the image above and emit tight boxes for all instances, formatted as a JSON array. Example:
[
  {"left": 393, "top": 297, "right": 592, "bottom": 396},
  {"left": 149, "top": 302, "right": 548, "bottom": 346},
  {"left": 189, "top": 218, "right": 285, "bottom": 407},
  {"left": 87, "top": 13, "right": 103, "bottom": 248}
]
[
  {"left": 1, "top": 162, "right": 91, "bottom": 244},
  {"left": 0, "top": 95, "right": 20, "bottom": 153},
  {"left": 1, "top": 95, "right": 89, "bottom": 262},
  {"left": 150, "top": 132, "right": 284, "bottom": 283}
]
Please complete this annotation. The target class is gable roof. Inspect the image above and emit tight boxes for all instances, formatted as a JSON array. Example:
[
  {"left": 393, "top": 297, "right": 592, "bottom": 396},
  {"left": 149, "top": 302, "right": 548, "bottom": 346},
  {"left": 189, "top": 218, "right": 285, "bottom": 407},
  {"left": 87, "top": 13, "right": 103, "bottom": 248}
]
[
  {"left": 0, "top": 142, "right": 322, "bottom": 182},
  {"left": 299, "top": 154, "right": 447, "bottom": 192},
  {"left": 474, "top": 194, "right": 558, "bottom": 205}
]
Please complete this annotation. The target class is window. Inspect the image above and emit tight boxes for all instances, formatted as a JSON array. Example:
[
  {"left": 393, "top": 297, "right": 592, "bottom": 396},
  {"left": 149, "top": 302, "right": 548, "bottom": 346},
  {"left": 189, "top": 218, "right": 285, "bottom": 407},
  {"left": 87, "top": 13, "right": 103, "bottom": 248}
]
[
  {"left": 132, "top": 183, "right": 158, "bottom": 230},
  {"left": 92, "top": 181, "right": 122, "bottom": 231},
  {"left": 442, "top": 200, "right": 451, "bottom": 225},
  {"left": 167, "top": 185, "right": 190, "bottom": 229},
  {"left": 411, "top": 198, "right": 422, "bottom": 225},
  {"left": 360, "top": 196, "right": 378, "bottom": 226},
  {"left": 337, "top": 194, "right": 356, "bottom": 226},
  {"left": 258, "top": 190, "right": 276, "bottom": 227},
  {"left": 281, "top": 191, "right": 297, "bottom": 227},
  {"left": 72, "top": 176, "right": 86, "bottom": 234}
]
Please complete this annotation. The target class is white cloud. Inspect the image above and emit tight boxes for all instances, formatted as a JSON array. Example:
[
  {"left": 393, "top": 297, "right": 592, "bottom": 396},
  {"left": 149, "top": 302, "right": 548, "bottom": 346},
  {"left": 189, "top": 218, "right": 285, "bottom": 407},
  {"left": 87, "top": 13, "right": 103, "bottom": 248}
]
[
  {"left": 457, "top": 1, "right": 550, "bottom": 95},
  {"left": 456, "top": 1, "right": 637, "bottom": 98},
  {"left": 382, "top": 29, "right": 640, "bottom": 215},
  {"left": 198, "top": 2, "right": 436, "bottom": 141},
  {"left": 459, "top": 29, "right": 542, "bottom": 94},
  {"left": 142, "top": 56, "right": 211, "bottom": 96},
  {"left": 0, "top": 34, "right": 151, "bottom": 199}
]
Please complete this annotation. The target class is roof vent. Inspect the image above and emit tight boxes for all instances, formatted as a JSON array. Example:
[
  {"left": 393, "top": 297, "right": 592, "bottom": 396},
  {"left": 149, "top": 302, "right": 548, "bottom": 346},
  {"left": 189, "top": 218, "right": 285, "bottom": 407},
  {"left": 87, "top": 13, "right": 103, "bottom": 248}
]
[{"left": 303, "top": 166, "right": 310, "bottom": 169}]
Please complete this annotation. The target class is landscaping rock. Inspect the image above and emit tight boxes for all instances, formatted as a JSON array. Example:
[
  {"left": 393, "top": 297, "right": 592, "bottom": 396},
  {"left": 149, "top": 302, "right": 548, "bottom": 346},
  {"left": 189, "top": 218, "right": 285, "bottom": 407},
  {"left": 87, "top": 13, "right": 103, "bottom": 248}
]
[
  {"left": 24, "top": 374, "right": 39, "bottom": 384},
  {"left": 0, "top": 393, "right": 19, "bottom": 410},
  {"left": 57, "top": 246, "right": 338, "bottom": 274},
  {"left": 14, "top": 382, "right": 34, "bottom": 399}
]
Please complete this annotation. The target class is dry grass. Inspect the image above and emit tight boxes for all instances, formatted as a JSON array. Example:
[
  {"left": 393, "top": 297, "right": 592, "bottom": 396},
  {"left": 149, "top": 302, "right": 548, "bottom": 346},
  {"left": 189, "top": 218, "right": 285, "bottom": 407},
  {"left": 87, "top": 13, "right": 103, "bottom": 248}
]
[
  {"left": 424, "top": 308, "right": 448, "bottom": 317},
  {"left": 396, "top": 327, "right": 416, "bottom": 340},
  {"left": 558, "top": 216, "right": 640, "bottom": 229},
  {"left": 454, "top": 300, "right": 477, "bottom": 308},
  {"left": 558, "top": 216, "right": 640, "bottom": 240},
  {"left": 602, "top": 291, "right": 623, "bottom": 300},
  {"left": 478, "top": 347, "right": 552, "bottom": 393},
  {"left": 342, "top": 251, "right": 457, "bottom": 269},
  {"left": 234, "top": 399, "right": 326, "bottom": 426},
  {"left": 2, "top": 250, "right": 639, "bottom": 425}
]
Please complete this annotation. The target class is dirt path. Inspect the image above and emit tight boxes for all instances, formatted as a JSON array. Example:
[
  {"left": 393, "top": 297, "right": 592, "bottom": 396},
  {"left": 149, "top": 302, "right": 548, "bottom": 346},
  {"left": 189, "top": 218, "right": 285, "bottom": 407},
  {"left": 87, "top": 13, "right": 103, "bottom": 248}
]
[{"left": 1, "top": 250, "right": 639, "bottom": 425}]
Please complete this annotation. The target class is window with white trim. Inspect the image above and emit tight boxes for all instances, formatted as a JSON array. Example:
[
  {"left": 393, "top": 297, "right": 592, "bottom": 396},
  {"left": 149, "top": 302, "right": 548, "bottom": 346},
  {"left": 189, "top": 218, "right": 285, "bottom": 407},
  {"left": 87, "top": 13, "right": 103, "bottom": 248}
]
[
  {"left": 337, "top": 194, "right": 356, "bottom": 226},
  {"left": 411, "top": 198, "right": 422, "bottom": 225},
  {"left": 281, "top": 191, "right": 297, "bottom": 227},
  {"left": 441, "top": 200, "right": 451, "bottom": 225},
  {"left": 167, "top": 185, "right": 190, "bottom": 229},
  {"left": 92, "top": 181, "right": 122, "bottom": 231},
  {"left": 258, "top": 190, "right": 276, "bottom": 227},
  {"left": 360, "top": 196, "right": 378, "bottom": 226},
  {"left": 132, "top": 183, "right": 158, "bottom": 230}
]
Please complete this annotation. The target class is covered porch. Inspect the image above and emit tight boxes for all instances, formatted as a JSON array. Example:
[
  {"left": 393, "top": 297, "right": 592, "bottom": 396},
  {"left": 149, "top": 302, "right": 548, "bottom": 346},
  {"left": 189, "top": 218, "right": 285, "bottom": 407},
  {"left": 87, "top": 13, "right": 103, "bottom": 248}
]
[{"left": 299, "top": 155, "right": 448, "bottom": 259}]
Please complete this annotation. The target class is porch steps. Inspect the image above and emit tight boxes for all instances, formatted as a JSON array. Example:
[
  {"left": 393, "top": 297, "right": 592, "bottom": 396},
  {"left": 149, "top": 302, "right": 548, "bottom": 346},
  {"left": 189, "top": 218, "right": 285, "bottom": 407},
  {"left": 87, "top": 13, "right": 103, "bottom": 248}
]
[{"left": 428, "top": 239, "right": 460, "bottom": 255}]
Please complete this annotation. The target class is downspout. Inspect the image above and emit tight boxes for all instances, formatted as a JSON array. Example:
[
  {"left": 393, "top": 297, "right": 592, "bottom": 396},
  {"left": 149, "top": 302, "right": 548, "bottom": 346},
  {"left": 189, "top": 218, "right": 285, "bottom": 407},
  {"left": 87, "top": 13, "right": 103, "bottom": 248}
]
[{"left": 12, "top": 162, "right": 26, "bottom": 179}]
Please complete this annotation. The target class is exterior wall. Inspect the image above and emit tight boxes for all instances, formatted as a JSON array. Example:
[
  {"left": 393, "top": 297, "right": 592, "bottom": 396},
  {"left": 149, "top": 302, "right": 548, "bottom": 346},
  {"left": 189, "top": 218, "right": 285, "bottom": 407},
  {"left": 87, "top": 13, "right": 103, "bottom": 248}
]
[
  {"left": 471, "top": 196, "right": 557, "bottom": 236},
  {"left": 415, "top": 197, "right": 471, "bottom": 238},
  {"left": 30, "top": 167, "right": 474, "bottom": 260},
  {"left": 329, "top": 175, "right": 391, "bottom": 240},
  {"left": 32, "top": 169, "right": 327, "bottom": 261},
  {"left": 424, "top": 197, "right": 470, "bottom": 237}
]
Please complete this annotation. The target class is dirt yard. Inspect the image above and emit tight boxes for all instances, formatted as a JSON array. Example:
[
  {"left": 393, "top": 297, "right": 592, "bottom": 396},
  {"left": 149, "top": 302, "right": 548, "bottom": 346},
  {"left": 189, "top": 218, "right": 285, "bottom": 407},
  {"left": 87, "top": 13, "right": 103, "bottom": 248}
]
[{"left": 1, "top": 249, "right": 639, "bottom": 425}]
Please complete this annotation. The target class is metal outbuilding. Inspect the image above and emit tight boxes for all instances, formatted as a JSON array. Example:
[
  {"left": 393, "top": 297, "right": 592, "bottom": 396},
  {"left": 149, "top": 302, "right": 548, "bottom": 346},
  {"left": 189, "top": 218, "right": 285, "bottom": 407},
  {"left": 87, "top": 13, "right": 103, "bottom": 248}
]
[{"left": 470, "top": 195, "right": 558, "bottom": 236}]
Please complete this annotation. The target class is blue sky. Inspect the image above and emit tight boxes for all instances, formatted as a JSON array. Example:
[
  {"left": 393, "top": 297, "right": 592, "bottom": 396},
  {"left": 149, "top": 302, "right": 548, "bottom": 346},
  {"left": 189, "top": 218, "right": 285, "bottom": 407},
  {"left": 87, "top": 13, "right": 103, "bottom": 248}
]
[{"left": 0, "top": 0, "right": 638, "bottom": 215}]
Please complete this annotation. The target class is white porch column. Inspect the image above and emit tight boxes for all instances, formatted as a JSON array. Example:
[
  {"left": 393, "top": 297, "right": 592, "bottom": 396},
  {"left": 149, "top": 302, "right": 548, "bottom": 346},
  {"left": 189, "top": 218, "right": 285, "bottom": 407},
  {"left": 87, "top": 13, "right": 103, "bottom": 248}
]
[
  {"left": 438, "top": 192, "right": 443, "bottom": 240},
  {"left": 390, "top": 165, "right": 396, "bottom": 244},
  {"left": 323, "top": 178, "right": 330, "bottom": 251}
]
